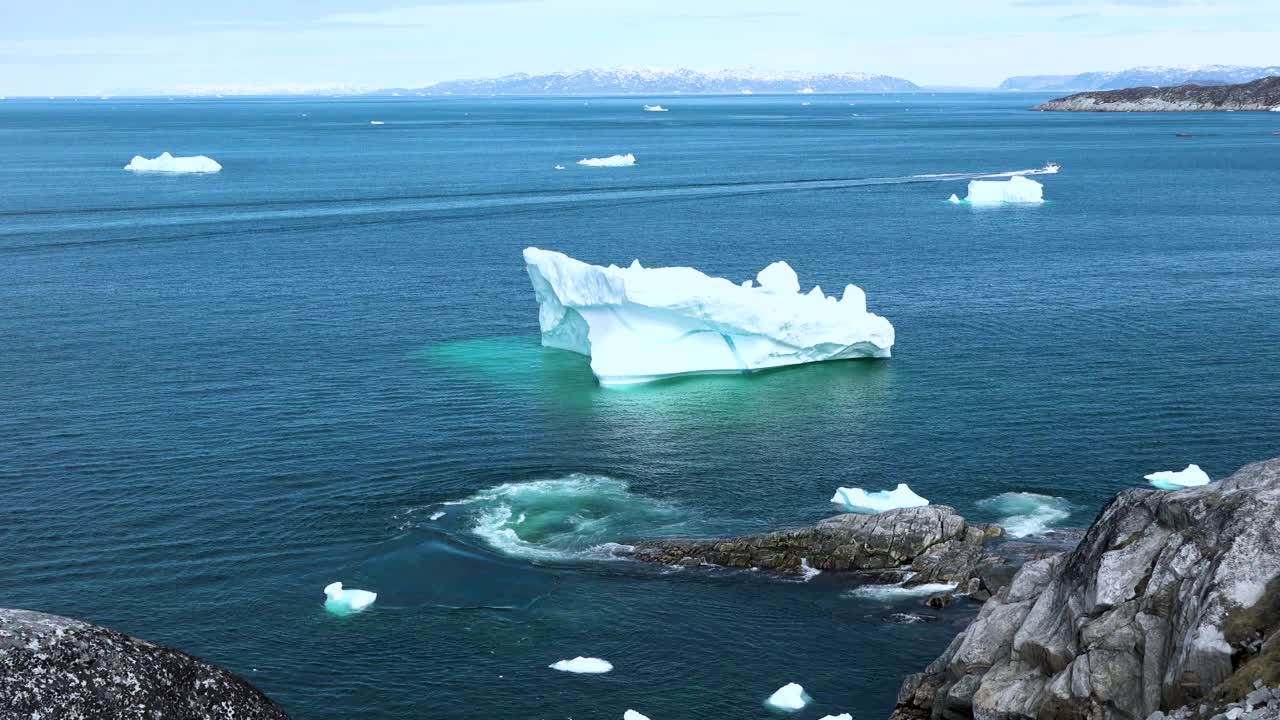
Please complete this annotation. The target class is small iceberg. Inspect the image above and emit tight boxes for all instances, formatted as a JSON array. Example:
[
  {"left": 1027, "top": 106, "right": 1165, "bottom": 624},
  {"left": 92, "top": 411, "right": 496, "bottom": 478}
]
[
  {"left": 123, "top": 152, "right": 222, "bottom": 174},
  {"left": 624, "top": 712, "right": 650, "bottom": 720},
  {"left": 1145, "top": 464, "right": 1211, "bottom": 490},
  {"left": 554, "top": 164, "right": 566, "bottom": 170},
  {"left": 549, "top": 656, "right": 613, "bottom": 674},
  {"left": 524, "top": 248, "right": 894, "bottom": 385},
  {"left": 577, "top": 153, "right": 636, "bottom": 167},
  {"left": 830, "top": 483, "right": 928, "bottom": 514},
  {"left": 957, "top": 176, "right": 1044, "bottom": 204},
  {"left": 819, "top": 715, "right": 853, "bottom": 720},
  {"left": 370, "top": 120, "right": 385, "bottom": 125},
  {"left": 642, "top": 104, "right": 669, "bottom": 112},
  {"left": 766, "top": 683, "right": 809, "bottom": 711},
  {"left": 323, "top": 581, "right": 377, "bottom": 615},
  {"left": 947, "top": 194, "right": 961, "bottom": 204},
  {"left": 798, "top": 87, "right": 816, "bottom": 94}
]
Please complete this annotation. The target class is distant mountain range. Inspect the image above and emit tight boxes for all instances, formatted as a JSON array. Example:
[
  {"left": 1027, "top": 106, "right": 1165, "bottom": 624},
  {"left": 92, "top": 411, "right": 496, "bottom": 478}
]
[
  {"left": 1036, "top": 76, "right": 1280, "bottom": 112},
  {"left": 998, "top": 65, "right": 1280, "bottom": 92},
  {"left": 371, "top": 68, "right": 919, "bottom": 96}
]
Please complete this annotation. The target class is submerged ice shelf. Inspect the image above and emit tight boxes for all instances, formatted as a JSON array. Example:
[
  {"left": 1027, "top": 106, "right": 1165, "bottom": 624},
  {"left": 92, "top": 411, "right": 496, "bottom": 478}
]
[{"left": 523, "top": 248, "right": 895, "bottom": 385}]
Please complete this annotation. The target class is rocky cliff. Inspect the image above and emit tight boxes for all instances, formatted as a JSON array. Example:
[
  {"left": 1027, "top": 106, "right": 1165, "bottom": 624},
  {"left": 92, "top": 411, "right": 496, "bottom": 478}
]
[
  {"left": 1035, "top": 77, "right": 1280, "bottom": 111},
  {"left": 0, "top": 609, "right": 288, "bottom": 719},
  {"left": 891, "top": 458, "right": 1280, "bottom": 720}
]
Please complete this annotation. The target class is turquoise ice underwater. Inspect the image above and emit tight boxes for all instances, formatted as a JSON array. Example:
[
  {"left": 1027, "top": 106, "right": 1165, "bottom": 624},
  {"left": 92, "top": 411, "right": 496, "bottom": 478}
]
[{"left": 2, "top": 93, "right": 1279, "bottom": 719}]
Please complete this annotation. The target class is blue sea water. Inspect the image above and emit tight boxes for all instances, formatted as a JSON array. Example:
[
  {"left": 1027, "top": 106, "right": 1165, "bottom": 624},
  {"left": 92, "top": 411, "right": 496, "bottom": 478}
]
[{"left": 2, "top": 94, "right": 1279, "bottom": 719}]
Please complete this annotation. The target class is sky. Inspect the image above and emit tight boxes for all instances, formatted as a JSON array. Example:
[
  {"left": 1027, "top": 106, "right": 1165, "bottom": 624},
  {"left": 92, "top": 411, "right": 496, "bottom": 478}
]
[{"left": 2, "top": 0, "right": 1278, "bottom": 95}]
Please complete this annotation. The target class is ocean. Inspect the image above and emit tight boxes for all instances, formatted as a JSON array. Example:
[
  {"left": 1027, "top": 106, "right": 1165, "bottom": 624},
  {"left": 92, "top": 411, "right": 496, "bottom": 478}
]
[{"left": 2, "top": 93, "right": 1278, "bottom": 719}]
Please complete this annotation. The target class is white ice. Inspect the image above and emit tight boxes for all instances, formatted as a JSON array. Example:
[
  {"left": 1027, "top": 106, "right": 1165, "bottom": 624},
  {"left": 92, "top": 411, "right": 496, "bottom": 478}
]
[
  {"left": 959, "top": 176, "right": 1044, "bottom": 204},
  {"left": 766, "top": 683, "right": 809, "bottom": 711},
  {"left": 642, "top": 105, "right": 669, "bottom": 112},
  {"left": 428, "top": 511, "right": 446, "bottom": 520},
  {"left": 947, "top": 194, "right": 961, "bottom": 204},
  {"left": 819, "top": 715, "right": 853, "bottom": 720},
  {"left": 370, "top": 120, "right": 385, "bottom": 125},
  {"left": 123, "top": 152, "right": 222, "bottom": 174},
  {"left": 523, "top": 248, "right": 894, "bottom": 385},
  {"left": 830, "top": 483, "right": 928, "bottom": 513},
  {"left": 323, "top": 581, "right": 377, "bottom": 614},
  {"left": 1145, "top": 464, "right": 1211, "bottom": 490},
  {"left": 554, "top": 164, "right": 566, "bottom": 170},
  {"left": 577, "top": 153, "right": 636, "bottom": 167},
  {"left": 549, "top": 657, "right": 613, "bottom": 674},
  {"left": 624, "top": 712, "right": 651, "bottom": 720}
]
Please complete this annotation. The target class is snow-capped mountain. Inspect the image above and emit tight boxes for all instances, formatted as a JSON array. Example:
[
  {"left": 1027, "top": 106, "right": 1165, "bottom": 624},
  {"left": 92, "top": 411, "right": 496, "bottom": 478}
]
[
  {"left": 375, "top": 68, "right": 919, "bottom": 96},
  {"left": 998, "top": 65, "right": 1280, "bottom": 92}
]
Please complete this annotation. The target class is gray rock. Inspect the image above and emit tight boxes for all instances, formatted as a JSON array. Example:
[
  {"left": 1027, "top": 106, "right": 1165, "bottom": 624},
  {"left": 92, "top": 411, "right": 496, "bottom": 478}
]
[
  {"left": 0, "top": 608, "right": 288, "bottom": 719},
  {"left": 621, "top": 505, "right": 1003, "bottom": 582},
  {"left": 1035, "top": 76, "right": 1280, "bottom": 111},
  {"left": 890, "top": 458, "right": 1280, "bottom": 720}
]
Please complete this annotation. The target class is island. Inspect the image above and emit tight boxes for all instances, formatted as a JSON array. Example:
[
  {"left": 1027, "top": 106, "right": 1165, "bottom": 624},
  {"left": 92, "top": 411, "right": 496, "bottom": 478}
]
[{"left": 1035, "top": 76, "right": 1280, "bottom": 112}]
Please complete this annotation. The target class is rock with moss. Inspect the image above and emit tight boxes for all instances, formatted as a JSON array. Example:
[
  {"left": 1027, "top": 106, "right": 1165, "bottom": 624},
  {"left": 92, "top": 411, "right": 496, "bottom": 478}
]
[
  {"left": 890, "top": 458, "right": 1280, "bottom": 720},
  {"left": 0, "top": 608, "right": 288, "bottom": 719}
]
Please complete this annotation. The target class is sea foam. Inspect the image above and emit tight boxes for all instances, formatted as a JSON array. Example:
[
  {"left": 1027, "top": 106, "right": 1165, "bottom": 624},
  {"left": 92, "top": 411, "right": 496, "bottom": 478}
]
[{"left": 976, "top": 492, "right": 1071, "bottom": 537}]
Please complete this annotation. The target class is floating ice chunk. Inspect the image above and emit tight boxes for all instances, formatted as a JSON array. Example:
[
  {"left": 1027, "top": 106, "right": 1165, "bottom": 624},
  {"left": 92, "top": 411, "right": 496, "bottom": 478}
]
[
  {"left": 830, "top": 483, "right": 928, "bottom": 513},
  {"left": 429, "top": 511, "right": 446, "bottom": 520},
  {"left": 523, "top": 248, "right": 894, "bottom": 385},
  {"left": 798, "top": 87, "right": 815, "bottom": 94},
  {"left": 577, "top": 153, "right": 636, "bottom": 167},
  {"left": 960, "top": 176, "right": 1044, "bottom": 204},
  {"left": 642, "top": 105, "right": 669, "bottom": 112},
  {"left": 554, "top": 164, "right": 566, "bottom": 170},
  {"left": 947, "top": 194, "right": 961, "bottom": 204},
  {"left": 1145, "top": 464, "right": 1211, "bottom": 490},
  {"left": 624, "top": 712, "right": 650, "bottom": 720},
  {"left": 766, "top": 683, "right": 809, "bottom": 711},
  {"left": 124, "top": 152, "right": 221, "bottom": 174},
  {"left": 370, "top": 120, "right": 384, "bottom": 125},
  {"left": 977, "top": 492, "right": 1070, "bottom": 537},
  {"left": 819, "top": 715, "right": 853, "bottom": 720},
  {"left": 549, "top": 656, "right": 613, "bottom": 674},
  {"left": 323, "top": 581, "right": 376, "bottom": 615}
]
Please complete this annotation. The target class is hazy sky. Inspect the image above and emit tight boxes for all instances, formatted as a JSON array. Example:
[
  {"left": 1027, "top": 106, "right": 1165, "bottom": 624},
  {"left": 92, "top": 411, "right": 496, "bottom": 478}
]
[{"left": 3, "top": 0, "right": 1278, "bottom": 95}]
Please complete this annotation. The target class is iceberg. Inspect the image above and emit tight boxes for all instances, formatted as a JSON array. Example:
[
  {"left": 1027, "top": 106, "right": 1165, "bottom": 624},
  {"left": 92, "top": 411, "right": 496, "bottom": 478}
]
[
  {"left": 554, "top": 164, "right": 566, "bottom": 170},
  {"left": 958, "top": 176, "right": 1044, "bottom": 204},
  {"left": 642, "top": 104, "right": 669, "bottom": 112},
  {"left": 766, "top": 683, "right": 809, "bottom": 711},
  {"left": 624, "top": 712, "right": 650, "bottom": 720},
  {"left": 322, "top": 581, "right": 377, "bottom": 615},
  {"left": 370, "top": 120, "right": 385, "bottom": 125},
  {"left": 819, "top": 715, "right": 853, "bottom": 720},
  {"left": 1145, "top": 464, "right": 1211, "bottom": 490},
  {"left": 123, "top": 152, "right": 222, "bottom": 174},
  {"left": 577, "top": 153, "right": 636, "bottom": 167},
  {"left": 523, "top": 248, "right": 894, "bottom": 385},
  {"left": 947, "top": 194, "right": 961, "bottom": 204},
  {"left": 549, "top": 656, "right": 613, "bottom": 674},
  {"left": 830, "top": 483, "right": 928, "bottom": 513}
]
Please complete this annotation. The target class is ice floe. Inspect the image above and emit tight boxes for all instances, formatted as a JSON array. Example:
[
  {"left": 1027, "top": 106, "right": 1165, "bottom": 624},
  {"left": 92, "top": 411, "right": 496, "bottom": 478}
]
[
  {"left": 830, "top": 483, "right": 928, "bottom": 514},
  {"left": 624, "top": 711, "right": 650, "bottom": 720},
  {"left": 523, "top": 248, "right": 894, "bottom": 385},
  {"left": 370, "top": 120, "right": 385, "bottom": 125},
  {"left": 577, "top": 153, "right": 636, "bottom": 167},
  {"left": 123, "top": 152, "right": 222, "bottom": 173},
  {"left": 957, "top": 176, "right": 1044, "bottom": 204},
  {"left": 976, "top": 492, "right": 1071, "bottom": 537},
  {"left": 428, "top": 511, "right": 446, "bottom": 521},
  {"left": 819, "top": 715, "right": 853, "bottom": 720},
  {"left": 554, "top": 164, "right": 566, "bottom": 170},
  {"left": 1145, "top": 464, "right": 1211, "bottom": 490},
  {"left": 323, "top": 581, "right": 377, "bottom": 615},
  {"left": 549, "top": 656, "right": 613, "bottom": 674},
  {"left": 642, "top": 104, "right": 669, "bottom": 112},
  {"left": 766, "top": 683, "right": 810, "bottom": 711},
  {"left": 947, "top": 194, "right": 961, "bottom": 204}
]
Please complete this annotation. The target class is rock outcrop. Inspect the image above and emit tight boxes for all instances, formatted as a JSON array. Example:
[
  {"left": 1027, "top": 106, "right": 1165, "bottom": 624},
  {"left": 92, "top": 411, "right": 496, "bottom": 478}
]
[
  {"left": 0, "top": 608, "right": 289, "bottom": 719},
  {"left": 621, "top": 505, "right": 1005, "bottom": 586},
  {"left": 891, "top": 458, "right": 1280, "bottom": 720},
  {"left": 1035, "top": 77, "right": 1280, "bottom": 111}
]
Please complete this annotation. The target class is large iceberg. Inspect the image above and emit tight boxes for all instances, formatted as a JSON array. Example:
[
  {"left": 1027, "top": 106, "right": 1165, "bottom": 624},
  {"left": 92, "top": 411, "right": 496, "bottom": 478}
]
[
  {"left": 323, "top": 581, "right": 376, "bottom": 615},
  {"left": 958, "top": 176, "right": 1043, "bottom": 204},
  {"left": 124, "top": 152, "right": 222, "bottom": 173},
  {"left": 577, "top": 153, "right": 636, "bottom": 167},
  {"left": 523, "top": 248, "right": 895, "bottom": 385},
  {"left": 1145, "top": 464, "right": 1211, "bottom": 490},
  {"left": 766, "top": 683, "right": 809, "bottom": 711},
  {"left": 830, "top": 483, "right": 928, "bottom": 513}
]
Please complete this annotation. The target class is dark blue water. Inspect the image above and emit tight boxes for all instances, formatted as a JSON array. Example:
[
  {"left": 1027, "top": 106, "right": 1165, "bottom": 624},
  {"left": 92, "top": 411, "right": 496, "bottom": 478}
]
[{"left": 3, "top": 94, "right": 1278, "bottom": 719}]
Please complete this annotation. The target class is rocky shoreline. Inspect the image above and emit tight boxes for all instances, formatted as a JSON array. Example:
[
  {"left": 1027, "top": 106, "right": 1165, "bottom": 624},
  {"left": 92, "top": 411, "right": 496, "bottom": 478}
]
[{"left": 1035, "top": 76, "right": 1280, "bottom": 111}]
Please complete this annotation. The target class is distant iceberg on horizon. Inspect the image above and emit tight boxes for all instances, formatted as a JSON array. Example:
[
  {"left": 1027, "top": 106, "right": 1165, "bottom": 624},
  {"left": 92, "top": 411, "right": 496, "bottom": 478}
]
[
  {"left": 123, "top": 152, "right": 222, "bottom": 173},
  {"left": 642, "top": 104, "right": 668, "bottom": 112},
  {"left": 954, "top": 176, "right": 1044, "bottom": 204},
  {"left": 523, "top": 247, "right": 894, "bottom": 386},
  {"left": 577, "top": 153, "right": 636, "bottom": 167}
]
